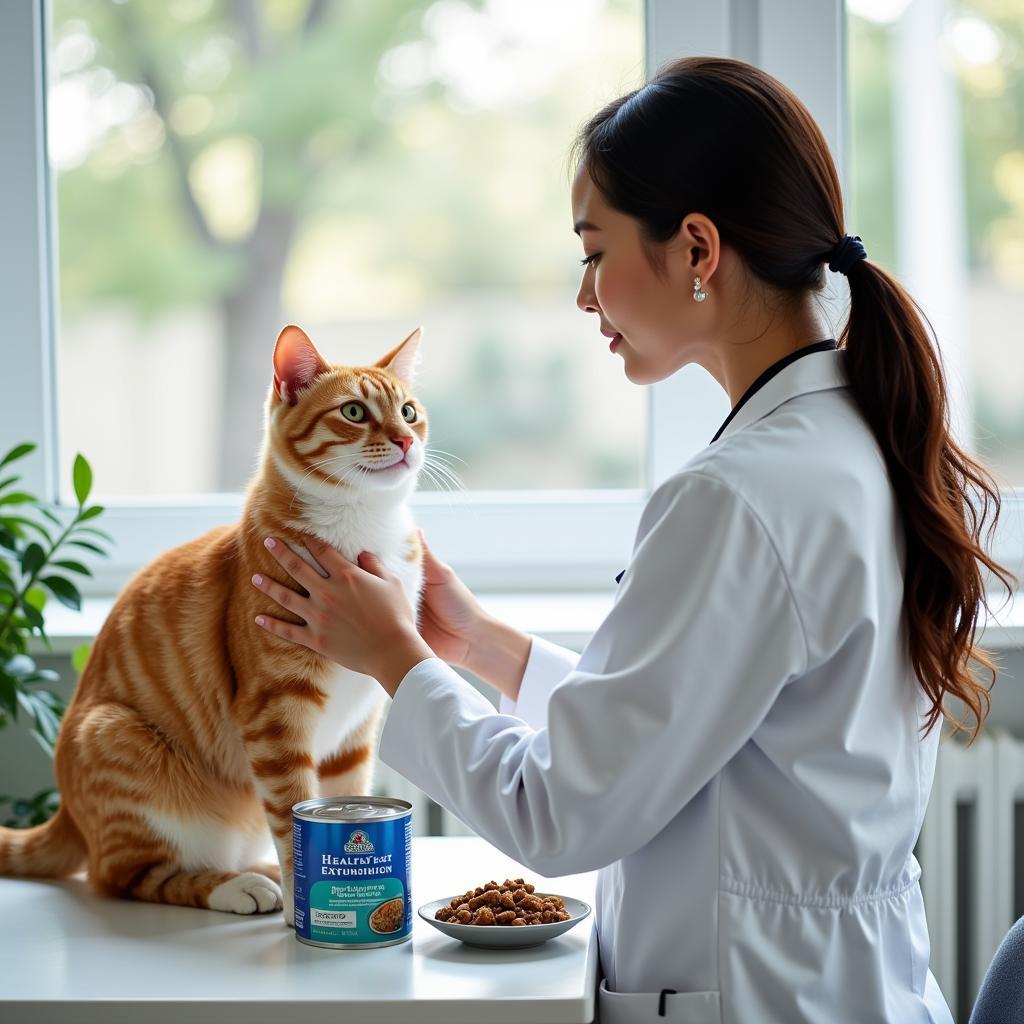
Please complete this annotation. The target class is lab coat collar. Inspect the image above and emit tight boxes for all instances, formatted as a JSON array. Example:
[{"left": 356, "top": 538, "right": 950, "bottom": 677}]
[
  {"left": 711, "top": 344, "right": 849, "bottom": 446},
  {"left": 614, "top": 343, "right": 850, "bottom": 586}
]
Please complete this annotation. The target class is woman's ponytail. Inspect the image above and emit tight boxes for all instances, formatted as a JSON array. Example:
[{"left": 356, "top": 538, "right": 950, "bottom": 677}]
[{"left": 842, "top": 259, "right": 1017, "bottom": 743}]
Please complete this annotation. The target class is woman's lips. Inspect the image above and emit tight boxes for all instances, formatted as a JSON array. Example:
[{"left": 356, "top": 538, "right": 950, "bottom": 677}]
[{"left": 609, "top": 333, "right": 622, "bottom": 352}]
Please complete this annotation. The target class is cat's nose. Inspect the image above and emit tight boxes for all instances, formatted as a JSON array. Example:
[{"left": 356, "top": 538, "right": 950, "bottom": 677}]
[{"left": 391, "top": 435, "right": 413, "bottom": 455}]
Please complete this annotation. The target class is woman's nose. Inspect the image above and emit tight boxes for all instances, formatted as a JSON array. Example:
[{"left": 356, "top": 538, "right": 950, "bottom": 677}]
[{"left": 576, "top": 280, "right": 599, "bottom": 315}]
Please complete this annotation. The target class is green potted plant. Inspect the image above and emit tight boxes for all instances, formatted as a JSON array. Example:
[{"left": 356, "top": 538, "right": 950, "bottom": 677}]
[{"left": 0, "top": 442, "right": 110, "bottom": 827}]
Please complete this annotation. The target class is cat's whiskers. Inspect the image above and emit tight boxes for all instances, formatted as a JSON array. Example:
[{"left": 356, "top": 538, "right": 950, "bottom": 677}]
[
  {"left": 420, "top": 455, "right": 479, "bottom": 519},
  {"left": 416, "top": 462, "right": 459, "bottom": 514},
  {"left": 287, "top": 444, "right": 472, "bottom": 524},
  {"left": 288, "top": 450, "right": 365, "bottom": 511},
  {"left": 417, "top": 462, "right": 462, "bottom": 497},
  {"left": 424, "top": 446, "right": 467, "bottom": 467},
  {"left": 425, "top": 462, "right": 467, "bottom": 496},
  {"left": 423, "top": 449, "right": 464, "bottom": 472},
  {"left": 422, "top": 455, "right": 466, "bottom": 492},
  {"left": 422, "top": 446, "right": 465, "bottom": 477}
]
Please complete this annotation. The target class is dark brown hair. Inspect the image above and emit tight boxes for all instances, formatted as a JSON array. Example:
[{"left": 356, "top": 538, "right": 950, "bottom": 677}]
[{"left": 569, "top": 56, "right": 1017, "bottom": 744}]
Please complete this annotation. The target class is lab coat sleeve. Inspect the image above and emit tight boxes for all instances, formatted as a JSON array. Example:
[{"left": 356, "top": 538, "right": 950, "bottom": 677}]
[
  {"left": 377, "top": 470, "right": 809, "bottom": 877},
  {"left": 497, "top": 633, "right": 582, "bottom": 729}
]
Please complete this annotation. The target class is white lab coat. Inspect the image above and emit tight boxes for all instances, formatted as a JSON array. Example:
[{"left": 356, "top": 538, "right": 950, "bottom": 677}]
[{"left": 378, "top": 347, "right": 954, "bottom": 1023}]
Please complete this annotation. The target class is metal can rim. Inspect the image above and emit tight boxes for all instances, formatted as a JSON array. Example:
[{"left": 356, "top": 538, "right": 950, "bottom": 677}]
[{"left": 292, "top": 795, "right": 413, "bottom": 823}]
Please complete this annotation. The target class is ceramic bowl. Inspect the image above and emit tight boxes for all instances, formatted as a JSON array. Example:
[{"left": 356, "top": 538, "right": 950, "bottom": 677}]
[{"left": 417, "top": 892, "right": 591, "bottom": 948}]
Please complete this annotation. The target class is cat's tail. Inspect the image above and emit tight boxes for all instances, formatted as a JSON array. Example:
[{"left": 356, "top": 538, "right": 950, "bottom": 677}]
[{"left": 0, "top": 805, "right": 87, "bottom": 878}]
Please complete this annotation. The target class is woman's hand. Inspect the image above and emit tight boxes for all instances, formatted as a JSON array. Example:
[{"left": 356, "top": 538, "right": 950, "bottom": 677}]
[
  {"left": 414, "top": 529, "right": 530, "bottom": 702},
  {"left": 251, "top": 534, "right": 434, "bottom": 696},
  {"left": 414, "top": 528, "right": 489, "bottom": 669}
]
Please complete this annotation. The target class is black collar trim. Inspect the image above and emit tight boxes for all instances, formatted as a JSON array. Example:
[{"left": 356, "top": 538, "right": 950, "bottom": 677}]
[
  {"left": 708, "top": 338, "right": 838, "bottom": 445},
  {"left": 614, "top": 338, "right": 838, "bottom": 585}
]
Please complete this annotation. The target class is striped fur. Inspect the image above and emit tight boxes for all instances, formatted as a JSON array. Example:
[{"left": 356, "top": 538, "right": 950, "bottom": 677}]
[{"left": 0, "top": 326, "right": 427, "bottom": 925}]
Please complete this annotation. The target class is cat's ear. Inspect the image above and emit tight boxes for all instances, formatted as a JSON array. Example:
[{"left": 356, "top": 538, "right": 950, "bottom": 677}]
[
  {"left": 273, "top": 325, "right": 330, "bottom": 406},
  {"left": 373, "top": 326, "right": 422, "bottom": 386}
]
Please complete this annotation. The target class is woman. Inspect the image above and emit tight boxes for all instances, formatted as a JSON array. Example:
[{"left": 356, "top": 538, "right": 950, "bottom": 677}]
[{"left": 251, "top": 56, "right": 1016, "bottom": 1022}]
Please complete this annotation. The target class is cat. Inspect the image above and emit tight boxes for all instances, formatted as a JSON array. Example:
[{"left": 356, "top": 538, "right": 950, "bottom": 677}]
[{"left": 0, "top": 323, "right": 428, "bottom": 925}]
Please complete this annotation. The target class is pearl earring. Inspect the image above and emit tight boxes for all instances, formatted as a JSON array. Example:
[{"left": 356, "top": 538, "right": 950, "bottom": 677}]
[{"left": 693, "top": 276, "right": 708, "bottom": 302}]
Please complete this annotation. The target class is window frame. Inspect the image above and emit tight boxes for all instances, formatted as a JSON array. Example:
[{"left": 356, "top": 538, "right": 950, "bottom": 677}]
[{"left": 2, "top": 0, "right": 1020, "bottom": 597}]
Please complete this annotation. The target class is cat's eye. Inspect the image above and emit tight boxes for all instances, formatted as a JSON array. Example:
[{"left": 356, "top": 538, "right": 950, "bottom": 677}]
[
  {"left": 401, "top": 403, "right": 417, "bottom": 424},
  {"left": 340, "top": 402, "right": 367, "bottom": 423}
]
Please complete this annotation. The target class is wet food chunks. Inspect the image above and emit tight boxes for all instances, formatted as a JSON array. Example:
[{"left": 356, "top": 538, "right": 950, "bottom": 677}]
[{"left": 434, "top": 877, "right": 572, "bottom": 926}]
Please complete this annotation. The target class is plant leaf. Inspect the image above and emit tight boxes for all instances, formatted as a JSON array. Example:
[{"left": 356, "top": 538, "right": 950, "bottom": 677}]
[
  {"left": 0, "top": 475, "right": 20, "bottom": 493},
  {"left": 71, "top": 642, "right": 92, "bottom": 674},
  {"left": 0, "top": 492, "right": 37, "bottom": 507},
  {"left": 0, "top": 788, "right": 60, "bottom": 828},
  {"left": 75, "top": 526, "right": 114, "bottom": 543},
  {"left": 20, "top": 543, "right": 45, "bottom": 578},
  {"left": 17, "top": 691, "right": 63, "bottom": 757},
  {"left": 2, "top": 516, "right": 51, "bottom": 545},
  {"left": 3, "top": 654, "right": 35, "bottom": 680},
  {"left": 0, "top": 670, "right": 18, "bottom": 719},
  {"left": 23, "top": 587, "right": 47, "bottom": 613},
  {"left": 72, "top": 455, "right": 93, "bottom": 507},
  {"left": 19, "top": 600, "right": 44, "bottom": 630},
  {"left": 39, "top": 575, "right": 81, "bottom": 612},
  {"left": 52, "top": 559, "right": 92, "bottom": 578},
  {"left": 78, "top": 506, "right": 104, "bottom": 523},
  {"left": 0, "top": 527, "right": 17, "bottom": 551},
  {"left": 23, "top": 668, "right": 61, "bottom": 686},
  {"left": 39, "top": 508, "right": 64, "bottom": 528},
  {"left": 0, "top": 443, "right": 35, "bottom": 470},
  {"left": 67, "top": 539, "right": 106, "bottom": 556}
]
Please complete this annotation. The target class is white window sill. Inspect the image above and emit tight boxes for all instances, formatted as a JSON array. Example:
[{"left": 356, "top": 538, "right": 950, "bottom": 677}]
[
  {"left": 25, "top": 591, "right": 617, "bottom": 658},
  {"left": 25, "top": 590, "right": 1024, "bottom": 657}
]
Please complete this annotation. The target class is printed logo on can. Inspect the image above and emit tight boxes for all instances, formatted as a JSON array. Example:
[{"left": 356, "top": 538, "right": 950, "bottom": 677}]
[{"left": 344, "top": 829, "right": 374, "bottom": 854}]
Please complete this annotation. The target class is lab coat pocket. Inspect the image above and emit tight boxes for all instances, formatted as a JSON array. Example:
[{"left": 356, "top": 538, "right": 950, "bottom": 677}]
[{"left": 597, "top": 977, "right": 721, "bottom": 1024}]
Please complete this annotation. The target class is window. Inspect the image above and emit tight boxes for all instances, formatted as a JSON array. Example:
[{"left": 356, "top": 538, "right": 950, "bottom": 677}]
[
  {"left": 848, "top": 0, "right": 1024, "bottom": 488},
  {"left": 3, "top": 0, "right": 1019, "bottom": 597},
  {"left": 48, "top": 0, "right": 645, "bottom": 498}
]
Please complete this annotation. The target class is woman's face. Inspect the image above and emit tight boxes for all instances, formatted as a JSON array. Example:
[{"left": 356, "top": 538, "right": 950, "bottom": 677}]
[
  {"left": 571, "top": 163, "right": 720, "bottom": 386},
  {"left": 571, "top": 162, "right": 835, "bottom": 405}
]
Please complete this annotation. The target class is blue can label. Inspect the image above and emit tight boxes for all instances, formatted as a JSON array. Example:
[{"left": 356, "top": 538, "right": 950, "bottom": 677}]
[{"left": 293, "top": 807, "right": 412, "bottom": 947}]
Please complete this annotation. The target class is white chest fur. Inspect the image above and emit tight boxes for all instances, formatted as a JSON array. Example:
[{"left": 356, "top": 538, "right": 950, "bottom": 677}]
[
  {"left": 311, "top": 663, "right": 388, "bottom": 763},
  {"left": 283, "top": 506, "right": 425, "bottom": 762}
]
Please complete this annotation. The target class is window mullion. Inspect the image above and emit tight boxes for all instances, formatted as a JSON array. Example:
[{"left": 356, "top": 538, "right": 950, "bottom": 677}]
[{"left": 0, "top": 0, "right": 58, "bottom": 503}]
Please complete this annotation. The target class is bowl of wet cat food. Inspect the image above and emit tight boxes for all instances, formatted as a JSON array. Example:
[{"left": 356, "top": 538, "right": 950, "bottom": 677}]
[{"left": 417, "top": 876, "right": 591, "bottom": 949}]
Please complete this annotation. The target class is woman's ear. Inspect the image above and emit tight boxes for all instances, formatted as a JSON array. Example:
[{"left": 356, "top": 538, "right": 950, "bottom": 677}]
[
  {"left": 272, "top": 325, "right": 330, "bottom": 405},
  {"left": 674, "top": 213, "right": 720, "bottom": 287}
]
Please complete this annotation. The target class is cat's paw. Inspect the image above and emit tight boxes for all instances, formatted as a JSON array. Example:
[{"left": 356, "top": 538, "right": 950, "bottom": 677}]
[{"left": 208, "top": 872, "right": 283, "bottom": 915}]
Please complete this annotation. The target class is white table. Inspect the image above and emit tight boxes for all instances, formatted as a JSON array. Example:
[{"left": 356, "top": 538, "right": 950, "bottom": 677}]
[{"left": 0, "top": 835, "right": 599, "bottom": 1024}]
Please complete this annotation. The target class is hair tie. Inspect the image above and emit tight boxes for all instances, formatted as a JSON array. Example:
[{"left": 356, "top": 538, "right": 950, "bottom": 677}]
[{"left": 828, "top": 234, "right": 867, "bottom": 275}]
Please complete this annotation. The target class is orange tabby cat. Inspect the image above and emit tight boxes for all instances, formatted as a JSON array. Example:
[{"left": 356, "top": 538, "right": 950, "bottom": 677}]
[{"left": 0, "top": 324, "right": 428, "bottom": 925}]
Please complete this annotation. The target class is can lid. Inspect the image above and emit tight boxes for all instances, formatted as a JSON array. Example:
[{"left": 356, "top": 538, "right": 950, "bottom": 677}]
[{"left": 293, "top": 796, "right": 412, "bottom": 823}]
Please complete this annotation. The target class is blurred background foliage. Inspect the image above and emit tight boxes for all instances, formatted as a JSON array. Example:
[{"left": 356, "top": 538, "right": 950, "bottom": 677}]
[
  {"left": 50, "top": 0, "right": 646, "bottom": 494},
  {"left": 48, "top": 0, "right": 1024, "bottom": 493}
]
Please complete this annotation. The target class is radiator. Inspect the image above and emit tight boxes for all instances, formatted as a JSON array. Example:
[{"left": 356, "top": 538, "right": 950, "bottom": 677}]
[{"left": 918, "top": 729, "right": 1024, "bottom": 1022}]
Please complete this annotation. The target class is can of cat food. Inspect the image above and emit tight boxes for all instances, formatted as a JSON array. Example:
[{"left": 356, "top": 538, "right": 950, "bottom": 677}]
[{"left": 292, "top": 796, "right": 413, "bottom": 949}]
